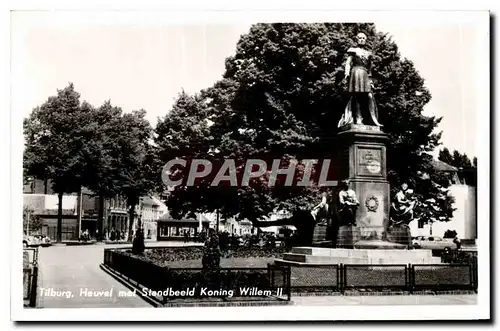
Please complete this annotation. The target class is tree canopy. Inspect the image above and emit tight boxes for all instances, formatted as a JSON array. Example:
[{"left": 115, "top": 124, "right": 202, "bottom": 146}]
[
  {"left": 438, "top": 147, "right": 477, "bottom": 186},
  {"left": 24, "top": 83, "right": 155, "bottom": 241},
  {"left": 156, "top": 23, "right": 453, "bottom": 231},
  {"left": 23, "top": 83, "right": 90, "bottom": 195}
]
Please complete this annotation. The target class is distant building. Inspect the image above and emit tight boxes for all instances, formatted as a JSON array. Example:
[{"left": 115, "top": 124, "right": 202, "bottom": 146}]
[
  {"left": 218, "top": 216, "right": 256, "bottom": 236},
  {"left": 408, "top": 159, "right": 477, "bottom": 240},
  {"left": 23, "top": 193, "right": 78, "bottom": 240},
  {"left": 22, "top": 177, "right": 163, "bottom": 241},
  {"left": 156, "top": 212, "right": 211, "bottom": 241},
  {"left": 129, "top": 196, "right": 168, "bottom": 241},
  {"left": 23, "top": 178, "right": 54, "bottom": 195}
]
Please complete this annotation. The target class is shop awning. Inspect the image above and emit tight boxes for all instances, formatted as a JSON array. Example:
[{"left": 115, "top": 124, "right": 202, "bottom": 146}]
[{"left": 157, "top": 218, "right": 210, "bottom": 224}]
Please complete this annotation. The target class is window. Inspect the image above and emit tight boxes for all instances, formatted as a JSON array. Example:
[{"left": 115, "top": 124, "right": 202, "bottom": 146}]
[{"left": 418, "top": 219, "right": 425, "bottom": 229}]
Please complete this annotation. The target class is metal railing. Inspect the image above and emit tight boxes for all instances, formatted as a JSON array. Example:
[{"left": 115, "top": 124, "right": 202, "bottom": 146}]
[
  {"left": 103, "top": 249, "right": 291, "bottom": 303},
  {"left": 103, "top": 248, "right": 477, "bottom": 297},
  {"left": 23, "top": 248, "right": 39, "bottom": 307},
  {"left": 288, "top": 263, "right": 476, "bottom": 293}
]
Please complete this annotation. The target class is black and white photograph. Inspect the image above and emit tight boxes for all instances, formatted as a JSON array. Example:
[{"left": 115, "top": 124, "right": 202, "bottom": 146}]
[{"left": 9, "top": 6, "right": 490, "bottom": 322}]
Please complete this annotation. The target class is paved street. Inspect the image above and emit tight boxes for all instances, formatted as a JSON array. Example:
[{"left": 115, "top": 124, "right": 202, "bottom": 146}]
[
  {"left": 37, "top": 243, "right": 150, "bottom": 308},
  {"left": 36, "top": 241, "right": 203, "bottom": 308},
  {"left": 36, "top": 242, "right": 477, "bottom": 308}
]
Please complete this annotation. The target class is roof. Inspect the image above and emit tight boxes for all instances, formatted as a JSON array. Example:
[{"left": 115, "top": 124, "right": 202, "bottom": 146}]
[
  {"left": 157, "top": 218, "right": 210, "bottom": 224},
  {"left": 431, "top": 159, "right": 458, "bottom": 172},
  {"left": 158, "top": 211, "right": 213, "bottom": 224},
  {"left": 140, "top": 196, "right": 159, "bottom": 207}
]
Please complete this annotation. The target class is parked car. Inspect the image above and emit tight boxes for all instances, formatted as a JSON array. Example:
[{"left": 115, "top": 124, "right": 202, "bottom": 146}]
[
  {"left": 35, "top": 234, "right": 52, "bottom": 247},
  {"left": 412, "top": 236, "right": 455, "bottom": 250},
  {"left": 23, "top": 235, "right": 40, "bottom": 247}
]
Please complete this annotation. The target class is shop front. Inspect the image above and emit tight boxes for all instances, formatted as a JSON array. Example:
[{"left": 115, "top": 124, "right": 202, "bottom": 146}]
[{"left": 157, "top": 217, "right": 210, "bottom": 241}]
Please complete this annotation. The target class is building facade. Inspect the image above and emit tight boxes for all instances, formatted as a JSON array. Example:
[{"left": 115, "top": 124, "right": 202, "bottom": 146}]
[
  {"left": 128, "top": 196, "right": 168, "bottom": 241},
  {"left": 23, "top": 179, "right": 135, "bottom": 241},
  {"left": 23, "top": 193, "right": 79, "bottom": 241},
  {"left": 157, "top": 212, "right": 211, "bottom": 241},
  {"left": 408, "top": 160, "right": 477, "bottom": 240},
  {"left": 409, "top": 184, "right": 477, "bottom": 240}
]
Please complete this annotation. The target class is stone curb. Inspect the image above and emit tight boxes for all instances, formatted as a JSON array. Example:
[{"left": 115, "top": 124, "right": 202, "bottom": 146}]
[{"left": 99, "top": 264, "right": 160, "bottom": 307}]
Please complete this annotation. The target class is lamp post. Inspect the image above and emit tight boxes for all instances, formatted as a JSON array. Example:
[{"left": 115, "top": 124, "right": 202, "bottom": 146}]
[
  {"left": 25, "top": 177, "right": 34, "bottom": 236},
  {"left": 76, "top": 187, "right": 83, "bottom": 239},
  {"left": 26, "top": 209, "right": 31, "bottom": 237}
]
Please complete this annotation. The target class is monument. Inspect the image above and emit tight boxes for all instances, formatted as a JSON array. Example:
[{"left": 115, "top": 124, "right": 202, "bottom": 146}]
[
  {"left": 331, "top": 32, "right": 395, "bottom": 249},
  {"left": 275, "top": 32, "right": 438, "bottom": 265},
  {"left": 334, "top": 124, "right": 394, "bottom": 249}
]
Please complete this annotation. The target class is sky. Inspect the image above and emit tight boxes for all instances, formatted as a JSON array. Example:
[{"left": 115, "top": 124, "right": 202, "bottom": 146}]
[{"left": 11, "top": 11, "right": 488, "bottom": 159}]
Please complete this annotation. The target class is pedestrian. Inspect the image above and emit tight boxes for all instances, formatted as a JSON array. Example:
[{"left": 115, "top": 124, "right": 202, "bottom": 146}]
[
  {"left": 453, "top": 236, "right": 462, "bottom": 250},
  {"left": 202, "top": 228, "right": 221, "bottom": 271}
]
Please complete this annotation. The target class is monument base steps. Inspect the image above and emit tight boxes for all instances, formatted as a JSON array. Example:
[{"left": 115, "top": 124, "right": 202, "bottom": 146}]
[{"left": 276, "top": 246, "right": 442, "bottom": 265}]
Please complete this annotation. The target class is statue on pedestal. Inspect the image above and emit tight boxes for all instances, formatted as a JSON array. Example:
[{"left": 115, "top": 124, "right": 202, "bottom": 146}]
[
  {"left": 388, "top": 183, "right": 417, "bottom": 247},
  {"left": 338, "top": 32, "right": 382, "bottom": 128},
  {"left": 311, "top": 192, "right": 330, "bottom": 225},
  {"left": 338, "top": 180, "right": 360, "bottom": 226},
  {"left": 390, "top": 183, "right": 417, "bottom": 225}
]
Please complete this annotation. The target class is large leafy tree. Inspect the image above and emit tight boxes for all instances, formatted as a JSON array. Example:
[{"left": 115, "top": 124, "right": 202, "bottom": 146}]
[
  {"left": 77, "top": 101, "right": 155, "bottom": 241},
  {"left": 438, "top": 148, "right": 454, "bottom": 166},
  {"left": 155, "top": 91, "right": 218, "bottom": 218},
  {"left": 80, "top": 100, "right": 124, "bottom": 238},
  {"left": 114, "top": 110, "right": 155, "bottom": 241},
  {"left": 439, "top": 147, "right": 477, "bottom": 186},
  {"left": 24, "top": 83, "right": 93, "bottom": 242},
  {"left": 158, "top": 23, "right": 453, "bottom": 241}
]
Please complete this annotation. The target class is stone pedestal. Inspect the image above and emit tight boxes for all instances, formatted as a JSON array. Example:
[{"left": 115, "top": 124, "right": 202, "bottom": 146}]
[
  {"left": 336, "top": 225, "right": 360, "bottom": 248},
  {"left": 312, "top": 223, "right": 328, "bottom": 244},
  {"left": 336, "top": 124, "right": 393, "bottom": 247},
  {"left": 386, "top": 225, "right": 412, "bottom": 247}
]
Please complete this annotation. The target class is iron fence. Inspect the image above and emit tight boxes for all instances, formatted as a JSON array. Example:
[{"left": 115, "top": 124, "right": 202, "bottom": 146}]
[
  {"left": 23, "top": 247, "right": 39, "bottom": 307},
  {"left": 343, "top": 264, "right": 408, "bottom": 292},
  {"left": 289, "top": 265, "right": 339, "bottom": 292},
  {"left": 103, "top": 249, "right": 291, "bottom": 303},
  {"left": 411, "top": 264, "right": 474, "bottom": 291},
  {"left": 285, "top": 263, "right": 476, "bottom": 293},
  {"left": 103, "top": 249, "right": 477, "bottom": 296}
]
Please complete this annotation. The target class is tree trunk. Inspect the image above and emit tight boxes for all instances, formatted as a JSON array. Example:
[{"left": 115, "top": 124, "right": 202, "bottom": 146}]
[
  {"left": 97, "top": 193, "right": 105, "bottom": 241},
  {"left": 57, "top": 192, "right": 63, "bottom": 243},
  {"left": 127, "top": 203, "right": 136, "bottom": 242},
  {"left": 76, "top": 186, "right": 82, "bottom": 239},
  {"left": 216, "top": 209, "right": 220, "bottom": 233}
]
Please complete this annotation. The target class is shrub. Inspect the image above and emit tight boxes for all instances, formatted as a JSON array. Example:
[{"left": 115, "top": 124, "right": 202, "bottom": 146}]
[
  {"left": 443, "top": 229, "right": 458, "bottom": 239},
  {"left": 142, "top": 246, "right": 286, "bottom": 266}
]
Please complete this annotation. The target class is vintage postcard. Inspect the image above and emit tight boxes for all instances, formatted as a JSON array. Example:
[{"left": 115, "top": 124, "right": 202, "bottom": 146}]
[{"left": 10, "top": 7, "right": 490, "bottom": 322}]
